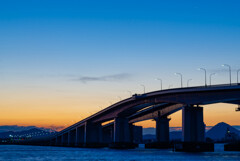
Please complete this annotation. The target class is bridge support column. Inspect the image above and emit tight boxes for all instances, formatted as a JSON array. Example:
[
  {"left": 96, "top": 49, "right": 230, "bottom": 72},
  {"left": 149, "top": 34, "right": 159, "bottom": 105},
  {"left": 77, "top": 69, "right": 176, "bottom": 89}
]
[
  {"left": 156, "top": 116, "right": 170, "bottom": 143},
  {"left": 132, "top": 125, "right": 143, "bottom": 144},
  {"left": 68, "top": 129, "right": 76, "bottom": 146},
  {"left": 174, "top": 106, "right": 214, "bottom": 152},
  {"left": 110, "top": 117, "right": 136, "bottom": 149},
  {"left": 76, "top": 126, "right": 84, "bottom": 146},
  {"left": 62, "top": 133, "right": 68, "bottom": 146},
  {"left": 102, "top": 124, "right": 114, "bottom": 144},
  {"left": 56, "top": 136, "right": 62, "bottom": 146},
  {"left": 182, "top": 105, "right": 205, "bottom": 142},
  {"left": 113, "top": 117, "right": 131, "bottom": 143},
  {"left": 83, "top": 122, "right": 103, "bottom": 147},
  {"left": 145, "top": 116, "right": 171, "bottom": 149}
]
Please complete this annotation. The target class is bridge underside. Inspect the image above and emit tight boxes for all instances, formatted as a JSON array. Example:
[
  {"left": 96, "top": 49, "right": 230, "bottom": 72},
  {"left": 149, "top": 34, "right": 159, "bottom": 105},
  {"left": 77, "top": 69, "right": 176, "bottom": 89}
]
[{"left": 51, "top": 85, "right": 240, "bottom": 149}]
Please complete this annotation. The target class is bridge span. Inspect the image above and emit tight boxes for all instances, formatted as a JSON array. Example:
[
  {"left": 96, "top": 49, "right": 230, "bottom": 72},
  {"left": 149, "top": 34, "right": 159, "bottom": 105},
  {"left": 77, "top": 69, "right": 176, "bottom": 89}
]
[{"left": 51, "top": 84, "right": 240, "bottom": 149}]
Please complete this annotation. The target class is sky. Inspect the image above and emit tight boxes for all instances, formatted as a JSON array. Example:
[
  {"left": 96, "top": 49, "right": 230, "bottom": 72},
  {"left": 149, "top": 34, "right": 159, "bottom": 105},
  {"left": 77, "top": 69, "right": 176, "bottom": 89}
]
[{"left": 0, "top": 0, "right": 240, "bottom": 130}]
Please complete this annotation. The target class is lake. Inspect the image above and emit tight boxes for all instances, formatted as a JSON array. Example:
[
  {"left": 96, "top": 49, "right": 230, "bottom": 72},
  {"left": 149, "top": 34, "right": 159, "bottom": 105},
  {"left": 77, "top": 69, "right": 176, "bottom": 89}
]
[{"left": 0, "top": 144, "right": 239, "bottom": 160}]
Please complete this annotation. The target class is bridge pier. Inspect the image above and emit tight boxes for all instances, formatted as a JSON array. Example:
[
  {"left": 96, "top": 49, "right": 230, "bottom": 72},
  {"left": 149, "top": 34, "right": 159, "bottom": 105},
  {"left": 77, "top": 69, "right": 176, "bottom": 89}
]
[
  {"left": 113, "top": 117, "right": 131, "bottom": 143},
  {"left": 110, "top": 117, "right": 137, "bottom": 149},
  {"left": 145, "top": 116, "right": 172, "bottom": 149},
  {"left": 68, "top": 129, "right": 76, "bottom": 146},
  {"left": 56, "top": 136, "right": 62, "bottom": 146},
  {"left": 102, "top": 124, "right": 114, "bottom": 144},
  {"left": 182, "top": 105, "right": 205, "bottom": 142},
  {"left": 76, "top": 126, "right": 84, "bottom": 146},
  {"left": 132, "top": 125, "right": 143, "bottom": 144},
  {"left": 156, "top": 116, "right": 170, "bottom": 143},
  {"left": 174, "top": 105, "right": 213, "bottom": 152},
  {"left": 62, "top": 133, "right": 68, "bottom": 146},
  {"left": 83, "top": 122, "right": 104, "bottom": 147}
]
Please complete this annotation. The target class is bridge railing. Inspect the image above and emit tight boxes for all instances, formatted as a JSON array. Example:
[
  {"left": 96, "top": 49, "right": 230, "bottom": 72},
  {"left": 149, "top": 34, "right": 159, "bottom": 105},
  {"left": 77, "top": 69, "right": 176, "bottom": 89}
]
[{"left": 55, "top": 83, "right": 240, "bottom": 136}]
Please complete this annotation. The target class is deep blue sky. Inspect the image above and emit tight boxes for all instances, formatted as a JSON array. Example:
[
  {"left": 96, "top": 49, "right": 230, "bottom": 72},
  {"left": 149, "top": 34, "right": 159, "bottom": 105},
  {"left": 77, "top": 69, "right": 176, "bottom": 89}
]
[{"left": 0, "top": 0, "right": 240, "bottom": 127}]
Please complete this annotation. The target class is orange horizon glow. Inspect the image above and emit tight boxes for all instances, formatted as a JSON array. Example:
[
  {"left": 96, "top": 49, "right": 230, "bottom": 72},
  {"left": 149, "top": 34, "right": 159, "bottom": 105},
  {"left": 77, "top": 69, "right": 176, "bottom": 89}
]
[{"left": 0, "top": 101, "right": 239, "bottom": 131}]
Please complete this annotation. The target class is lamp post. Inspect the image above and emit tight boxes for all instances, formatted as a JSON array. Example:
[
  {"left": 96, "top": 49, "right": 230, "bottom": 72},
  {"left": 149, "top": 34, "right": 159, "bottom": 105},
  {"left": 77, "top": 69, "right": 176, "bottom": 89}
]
[
  {"left": 140, "top": 84, "right": 145, "bottom": 93},
  {"left": 237, "top": 69, "right": 240, "bottom": 84},
  {"left": 187, "top": 79, "right": 192, "bottom": 87},
  {"left": 209, "top": 73, "right": 216, "bottom": 86},
  {"left": 222, "top": 64, "right": 231, "bottom": 85},
  {"left": 175, "top": 73, "right": 183, "bottom": 88},
  {"left": 198, "top": 68, "right": 207, "bottom": 87},
  {"left": 156, "top": 78, "right": 162, "bottom": 90}
]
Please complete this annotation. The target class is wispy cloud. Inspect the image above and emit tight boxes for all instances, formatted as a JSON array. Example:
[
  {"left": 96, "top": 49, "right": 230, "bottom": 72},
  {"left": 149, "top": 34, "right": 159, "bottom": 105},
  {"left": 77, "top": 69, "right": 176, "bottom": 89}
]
[
  {"left": 74, "top": 73, "right": 132, "bottom": 83},
  {"left": 209, "top": 68, "right": 239, "bottom": 73}
]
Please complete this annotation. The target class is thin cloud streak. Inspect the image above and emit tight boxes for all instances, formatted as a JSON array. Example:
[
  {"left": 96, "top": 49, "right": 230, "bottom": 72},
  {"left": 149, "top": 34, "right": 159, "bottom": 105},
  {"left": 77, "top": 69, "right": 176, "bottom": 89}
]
[
  {"left": 209, "top": 68, "right": 239, "bottom": 73},
  {"left": 74, "top": 73, "right": 132, "bottom": 83}
]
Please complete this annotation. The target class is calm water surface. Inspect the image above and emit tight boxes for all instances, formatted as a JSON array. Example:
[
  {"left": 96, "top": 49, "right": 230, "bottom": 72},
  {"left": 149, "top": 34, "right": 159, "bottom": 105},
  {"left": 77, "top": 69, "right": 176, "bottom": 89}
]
[{"left": 0, "top": 144, "right": 239, "bottom": 161}]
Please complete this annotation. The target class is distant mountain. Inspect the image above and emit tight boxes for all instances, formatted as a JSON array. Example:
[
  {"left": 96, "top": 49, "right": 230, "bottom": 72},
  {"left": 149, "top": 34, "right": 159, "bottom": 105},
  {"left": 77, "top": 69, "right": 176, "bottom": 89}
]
[
  {"left": 0, "top": 127, "right": 56, "bottom": 139},
  {"left": 170, "top": 131, "right": 182, "bottom": 141},
  {"left": 143, "top": 131, "right": 182, "bottom": 141},
  {"left": 233, "top": 126, "right": 240, "bottom": 131},
  {"left": 143, "top": 122, "right": 240, "bottom": 142},
  {"left": 143, "top": 128, "right": 155, "bottom": 135},
  {"left": 143, "top": 127, "right": 182, "bottom": 141},
  {"left": 142, "top": 126, "right": 234, "bottom": 133},
  {"left": 0, "top": 125, "right": 58, "bottom": 133},
  {"left": 143, "top": 127, "right": 182, "bottom": 135},
  {"left": 206, "top": 122, "right": 240, "bottom": 141},
  {"left": 143, "top": 134, "right": 155, "bottom": 141},
  {"left": 0, "top": 125, "right": 37, "bottom": 133}
]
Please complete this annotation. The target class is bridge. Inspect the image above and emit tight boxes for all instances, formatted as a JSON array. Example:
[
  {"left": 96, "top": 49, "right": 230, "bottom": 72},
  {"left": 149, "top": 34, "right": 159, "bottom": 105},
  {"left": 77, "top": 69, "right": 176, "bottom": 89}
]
[{"left": 50, "top": 84, "right": 240, "bottom": 149}]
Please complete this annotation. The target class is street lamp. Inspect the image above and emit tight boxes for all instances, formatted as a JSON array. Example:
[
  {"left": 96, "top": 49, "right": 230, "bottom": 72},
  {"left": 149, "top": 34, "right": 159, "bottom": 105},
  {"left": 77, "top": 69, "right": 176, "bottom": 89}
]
[
  {"left": 237, "top": 69, "right": 240, "bottom": 84},
  {"left": 140, "top": 84, "right": 145, "bottom": 93},
  {"left": 209, "top": 73, "right": 216, "bottom": 86},
  {"left": 156, "top": 78, "right": 162, "bottom": 90},
  {"left": 222, "top": 64, "right": 231, "bottom": 85},
  {"left": 187, "top": 79, "right": 192, "bottom": 87},
  {"left": 198, "top": 68, "right": 207, "bottom": 87},
  {"left": 174, "top": 73, "right": 183, "bottom": 88}
]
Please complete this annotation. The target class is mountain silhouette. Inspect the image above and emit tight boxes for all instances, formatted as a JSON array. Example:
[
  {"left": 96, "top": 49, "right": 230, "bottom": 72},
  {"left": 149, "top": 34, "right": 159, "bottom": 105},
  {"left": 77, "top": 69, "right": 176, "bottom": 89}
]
[
  {"left": 206, "top": 122, "right": 240, "bottom": 141},
  {"left": 0, "top": 128, "right": 56, "bottom": 139},
  {"left": 143, "top": 122, "right": 240, "bottom": 142},
  {"left": 0, "top": 125, "right": 59, "bottom": 133}
]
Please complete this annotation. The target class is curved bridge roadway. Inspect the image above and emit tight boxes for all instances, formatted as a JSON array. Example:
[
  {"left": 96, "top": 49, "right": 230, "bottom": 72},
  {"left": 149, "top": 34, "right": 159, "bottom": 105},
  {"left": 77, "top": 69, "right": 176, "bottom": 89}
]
[{"left": 52, "top": 84, "right": 240, "bottom": 147}]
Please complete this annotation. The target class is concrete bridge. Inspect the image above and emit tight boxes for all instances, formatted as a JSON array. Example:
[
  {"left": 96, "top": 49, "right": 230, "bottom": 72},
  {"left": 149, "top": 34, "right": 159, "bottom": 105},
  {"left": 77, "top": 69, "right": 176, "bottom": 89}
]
[{"left": 51, "top": 84, "right": 240, "bottom": 149}]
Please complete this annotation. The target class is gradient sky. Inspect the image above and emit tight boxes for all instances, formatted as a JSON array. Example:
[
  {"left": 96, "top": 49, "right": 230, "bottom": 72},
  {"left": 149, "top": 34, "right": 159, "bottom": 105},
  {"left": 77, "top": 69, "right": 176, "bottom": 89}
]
[{"left": 0, "top": 0, "right": 240, "bottom": 130}]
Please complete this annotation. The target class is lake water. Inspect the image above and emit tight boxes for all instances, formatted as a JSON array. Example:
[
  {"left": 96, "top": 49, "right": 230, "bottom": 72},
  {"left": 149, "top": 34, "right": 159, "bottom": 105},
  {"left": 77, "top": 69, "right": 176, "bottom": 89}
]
[{"left": 0, "top": 144, "right": 239, "bottom": 160}]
